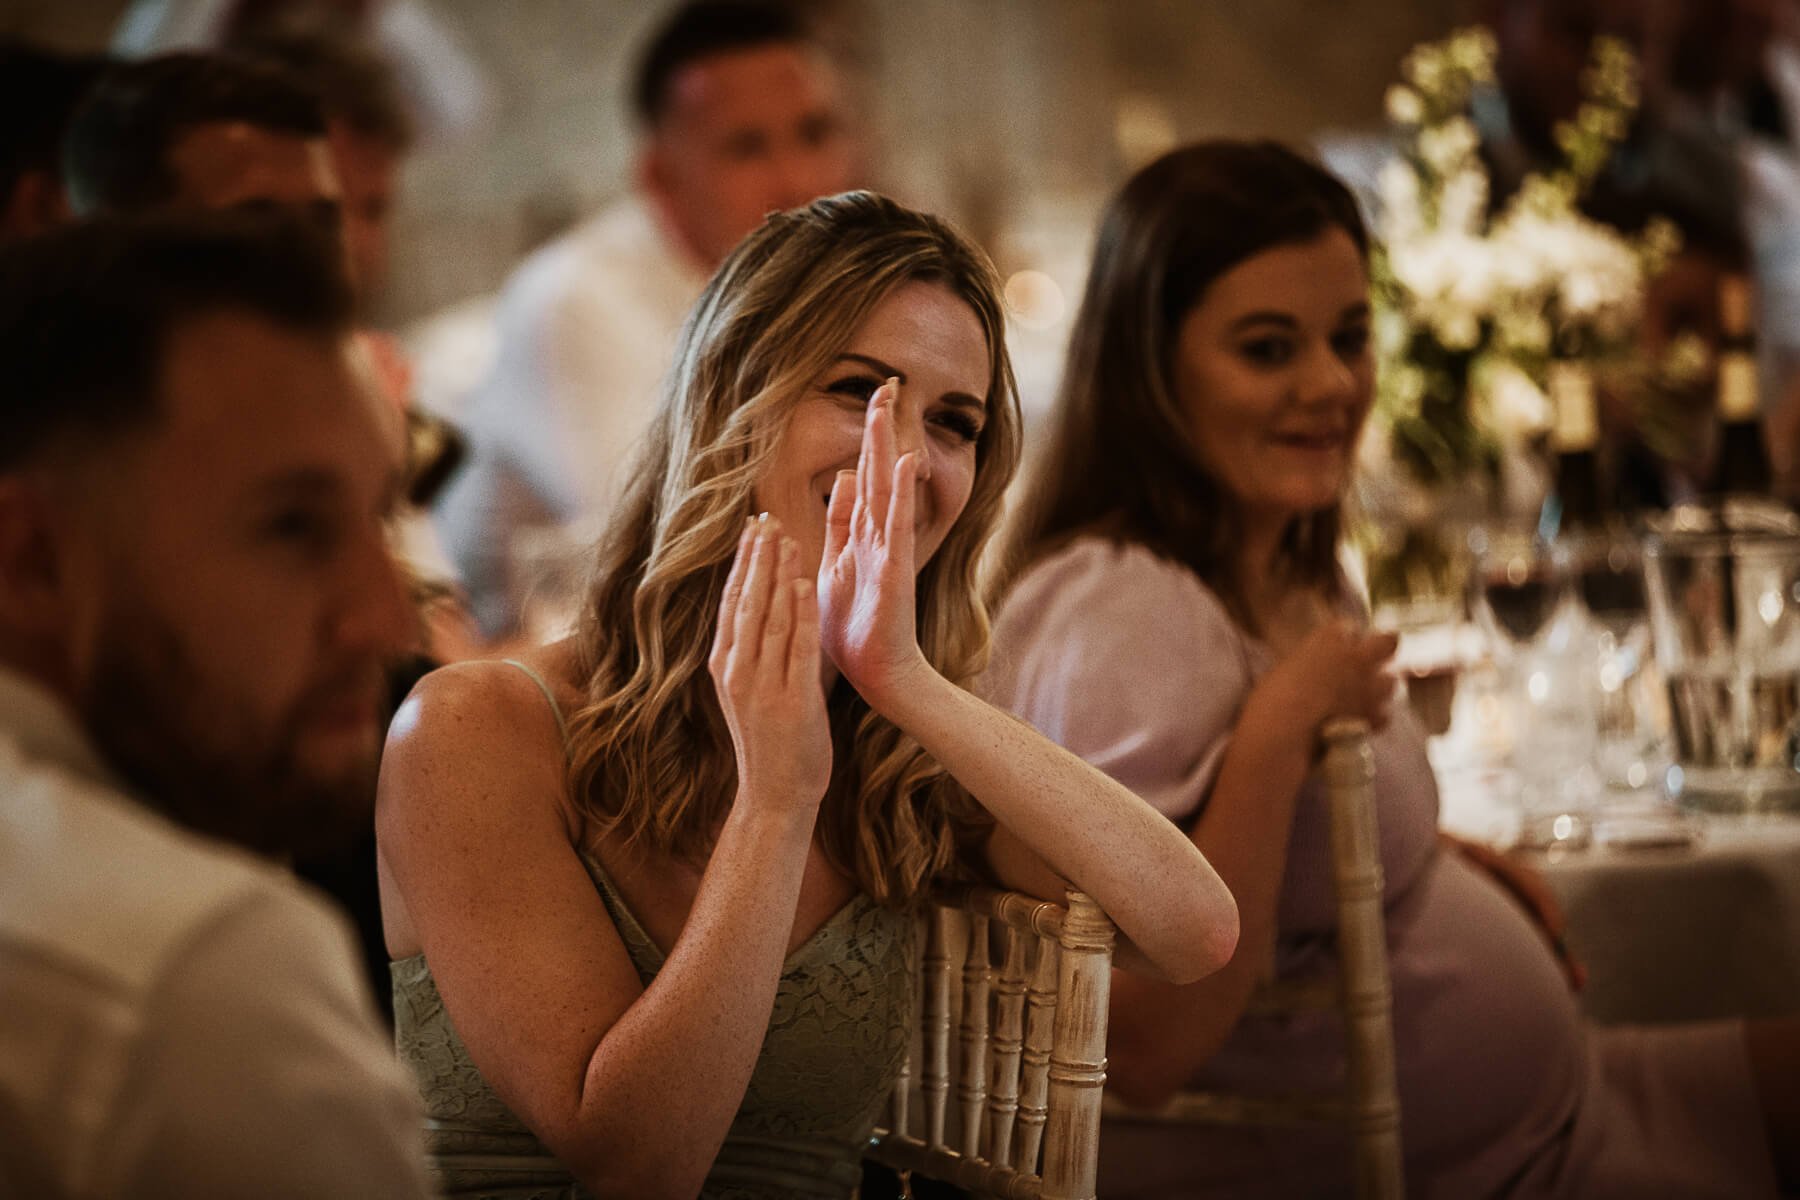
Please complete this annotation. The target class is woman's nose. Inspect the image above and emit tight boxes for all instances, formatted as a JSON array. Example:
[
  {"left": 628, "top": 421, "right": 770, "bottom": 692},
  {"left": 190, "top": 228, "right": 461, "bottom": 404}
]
[{"left": 1300, "top": 344, "right": 1359, "bottom": 406}]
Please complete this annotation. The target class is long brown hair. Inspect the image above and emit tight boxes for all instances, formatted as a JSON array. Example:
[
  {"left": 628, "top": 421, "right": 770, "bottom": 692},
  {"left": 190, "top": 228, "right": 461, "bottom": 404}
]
[
  {"left": 565, "top": 191, "right": 1022, "bottom": 906},
  {"left": 999, "top": 140, "right": 1367, "bottom": 628}
]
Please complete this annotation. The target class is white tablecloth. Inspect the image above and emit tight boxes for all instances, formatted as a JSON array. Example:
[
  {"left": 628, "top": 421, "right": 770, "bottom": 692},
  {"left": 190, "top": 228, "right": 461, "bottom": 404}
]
[{"left": 1435, "top": 712, "right": 1800, "bottom": 1024}]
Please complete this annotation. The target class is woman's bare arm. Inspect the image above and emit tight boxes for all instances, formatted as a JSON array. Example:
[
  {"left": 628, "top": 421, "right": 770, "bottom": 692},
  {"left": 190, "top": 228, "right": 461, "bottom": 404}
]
[
  {"left": 1103, "top": 618, "right": 1395, "bottom": 1107},
  {"left": 378, "top": 521, "right": 830, "bottom": 1199},
  {"left": 817, "top": 381, "right": 1237, "bottom": 984}
]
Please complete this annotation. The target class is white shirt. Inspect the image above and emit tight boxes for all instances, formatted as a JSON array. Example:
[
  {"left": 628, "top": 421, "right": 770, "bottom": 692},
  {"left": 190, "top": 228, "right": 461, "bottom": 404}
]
[
  {"left": 0, "top": 668, "right": 431, "bottom": 1199},
  {"left": 433, "top": 192, "right": 710, "bottom": 635}
]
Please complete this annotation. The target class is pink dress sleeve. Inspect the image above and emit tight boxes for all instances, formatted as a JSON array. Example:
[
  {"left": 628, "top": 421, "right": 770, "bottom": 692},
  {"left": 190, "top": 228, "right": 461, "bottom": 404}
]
[{"left": 988, "top": 538, "right": 1250, "bottom": 827}]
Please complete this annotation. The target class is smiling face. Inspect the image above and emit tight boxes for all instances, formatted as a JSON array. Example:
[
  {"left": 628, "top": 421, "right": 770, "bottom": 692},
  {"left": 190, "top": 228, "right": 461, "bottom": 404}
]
[
  {"left": 755, "top": 279, "right": 991, "bottom": 576},
  {"left": 1173, "top": 227, "right": 1373, "bottom": 524}
]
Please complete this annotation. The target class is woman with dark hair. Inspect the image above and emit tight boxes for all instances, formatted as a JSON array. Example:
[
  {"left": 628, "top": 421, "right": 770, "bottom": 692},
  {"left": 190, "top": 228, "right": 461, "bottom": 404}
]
[
  {"left": 376, "top": 190, "right": 1237, "bottom": 1199},
  {"left": 990, "top": 141, "right": 1797, "bottom": 1198}
]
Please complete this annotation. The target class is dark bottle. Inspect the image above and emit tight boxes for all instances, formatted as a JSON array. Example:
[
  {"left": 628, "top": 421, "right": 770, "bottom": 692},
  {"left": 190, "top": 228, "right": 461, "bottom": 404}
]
[
  {"left": 1538, "top": 361, "right": 1602, "bottom": 541},
  {"left": 1711, "top": 274, "right": 1774, "bottom": 496}
]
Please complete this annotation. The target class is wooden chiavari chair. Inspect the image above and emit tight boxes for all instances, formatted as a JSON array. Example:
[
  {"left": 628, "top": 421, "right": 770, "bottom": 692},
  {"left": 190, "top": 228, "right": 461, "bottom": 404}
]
[
  {"left": 1104, "top": 717, "right": 1405, "bottom": 1200},
  {"left": 865, "top": 886, "right": 1116, "bottom": 1200}
]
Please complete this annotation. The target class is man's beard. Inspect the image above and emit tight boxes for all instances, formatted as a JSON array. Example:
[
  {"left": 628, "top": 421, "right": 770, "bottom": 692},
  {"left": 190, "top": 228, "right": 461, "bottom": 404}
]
[{"left": 77, "top": 610, "right": 384, "bottom": 861}]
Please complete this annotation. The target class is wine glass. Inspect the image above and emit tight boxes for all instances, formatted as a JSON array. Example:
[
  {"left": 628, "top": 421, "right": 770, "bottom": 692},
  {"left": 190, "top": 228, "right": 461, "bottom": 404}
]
[
  {"left": 1572, "top": 530, "right": 1649, "bottom": 640},
  {"left": 1472, "top": 530, "right": 1570, "bottom": 654},
  {"left": 1472, "top": 529, "right": 1595, "bottom": 850},
  {"left": 1567, "top": 530, "right": 1664, "bottom": 793}
]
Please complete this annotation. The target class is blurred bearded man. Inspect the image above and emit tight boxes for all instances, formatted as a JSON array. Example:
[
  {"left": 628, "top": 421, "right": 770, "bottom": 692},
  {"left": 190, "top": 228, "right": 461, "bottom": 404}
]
[{"left": 0, "top": 214, "right": 430, "bottom": 1198}]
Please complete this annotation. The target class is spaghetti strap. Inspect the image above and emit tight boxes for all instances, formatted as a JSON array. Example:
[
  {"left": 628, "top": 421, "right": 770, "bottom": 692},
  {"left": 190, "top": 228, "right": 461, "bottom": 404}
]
[{"left": 499, "top": 657, "right": 570, "bottom": 752}]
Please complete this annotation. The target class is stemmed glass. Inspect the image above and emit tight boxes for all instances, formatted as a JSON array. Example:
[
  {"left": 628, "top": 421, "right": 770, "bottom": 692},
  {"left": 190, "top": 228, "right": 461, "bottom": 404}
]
[
  {"left": 1473, "top": 529, "right": 1569, "bottom": 654},
  {"left": 1471, "top": 529, "right": 1595, "bottom": 850},
  {"left": 1568, "top": 531, "right": 1661, "bottom": 788},
  {"left": 1566, "top": 527, "right": 1694, "bottom": 846}
]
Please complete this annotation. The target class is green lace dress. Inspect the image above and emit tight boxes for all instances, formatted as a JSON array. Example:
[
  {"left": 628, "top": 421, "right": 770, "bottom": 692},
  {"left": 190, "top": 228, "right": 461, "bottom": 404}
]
[{"left": 391, "top": 663, "right": 915, "bottom": 1199}]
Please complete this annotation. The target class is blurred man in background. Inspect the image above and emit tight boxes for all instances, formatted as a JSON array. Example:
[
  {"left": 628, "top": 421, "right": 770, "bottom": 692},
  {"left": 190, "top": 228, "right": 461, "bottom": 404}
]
[
  {"left": 64, "top": 50, "right": 344, "bottom": 235},
  {"left": 63, "top": 48, "right": 474, "bottom": 1021},
  {"left": 232, "top": 26, "right": 415, "bottom": 304},
  {"left": 65, "top": 47, "right": 473, "bottom": 642},
  {"left": 0, "top": 213, "right": 429, "bottom": 1198},
  {"left": 436, "top": 0, "right": 862, "bottom": 636}
]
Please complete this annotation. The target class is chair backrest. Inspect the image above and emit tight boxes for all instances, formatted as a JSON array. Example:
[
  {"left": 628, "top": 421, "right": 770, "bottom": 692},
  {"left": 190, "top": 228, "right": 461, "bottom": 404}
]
[
  {"left": 865, "top": 886, "right": 1116, "bottom": 1200},
  {"left": 1104, "top": 718, "right": 1405, "bottom": 1200}
]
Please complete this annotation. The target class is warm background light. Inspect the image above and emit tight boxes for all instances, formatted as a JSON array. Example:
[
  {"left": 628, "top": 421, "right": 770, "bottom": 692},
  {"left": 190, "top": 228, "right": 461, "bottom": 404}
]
[{"left": 1004, "top": 269, "right": 1067, "bottom": 331}]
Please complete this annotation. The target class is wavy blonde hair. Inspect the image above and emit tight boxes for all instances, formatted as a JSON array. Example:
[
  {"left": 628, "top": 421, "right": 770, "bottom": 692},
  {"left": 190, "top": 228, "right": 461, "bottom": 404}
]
[{"left": 566, "top": 191, "right": 1022, "bottom": 907}]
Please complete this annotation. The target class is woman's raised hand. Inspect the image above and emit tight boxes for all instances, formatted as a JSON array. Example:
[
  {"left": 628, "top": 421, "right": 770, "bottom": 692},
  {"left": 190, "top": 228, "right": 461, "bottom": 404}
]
[
  {"left": 817, "top": 378, "right": 932, "bottom": 711},
  {"left": 709, "top": 516, "right": 833, "bottom": 814}
]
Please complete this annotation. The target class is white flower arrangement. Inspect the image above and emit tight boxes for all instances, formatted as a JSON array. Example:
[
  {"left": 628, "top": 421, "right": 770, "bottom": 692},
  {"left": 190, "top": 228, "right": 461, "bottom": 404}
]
[{"left": 1368, "top": 28, "right": 1678, "bottom": 489}]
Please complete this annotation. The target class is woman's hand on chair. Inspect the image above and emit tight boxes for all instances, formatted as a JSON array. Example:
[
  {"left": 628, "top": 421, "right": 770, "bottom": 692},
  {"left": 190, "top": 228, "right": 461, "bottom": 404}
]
[
  {"left": 1271, "top": 617, "right": 1398, "bottom": 734},
  {"left": 710, "top": 515, "right": 833, "bottom": 816},
  {"left": 818, "top": 378, "right": 934, "bottom": 713}
]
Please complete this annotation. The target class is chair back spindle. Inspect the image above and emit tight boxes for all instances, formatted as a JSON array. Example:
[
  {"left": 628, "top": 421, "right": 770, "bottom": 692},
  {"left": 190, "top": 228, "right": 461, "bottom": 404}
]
[
  {"left": 866, "top": 886, "right": 1117, "bottom": 1200},
  {"left": 1321, "top": 716, "right": 1404, "bottom": 1198},
  {"left": 1102, "top": 719, "right": 1404, "bottom": 1200}
]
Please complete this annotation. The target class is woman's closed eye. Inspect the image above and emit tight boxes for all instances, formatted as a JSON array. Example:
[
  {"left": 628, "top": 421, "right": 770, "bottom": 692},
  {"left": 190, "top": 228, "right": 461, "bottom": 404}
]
[
  {"left": 823, "top": 373, "right": 983, "bottom": 442},
  {"left": 824, "top": 373, "right": 883, "bottom": 405},
  {"left": 929, "top": 407, "right": 983, "bottom": 443}
]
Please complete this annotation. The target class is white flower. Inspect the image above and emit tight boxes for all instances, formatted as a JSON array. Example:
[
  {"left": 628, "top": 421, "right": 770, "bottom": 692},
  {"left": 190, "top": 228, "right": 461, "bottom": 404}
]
[
  {"left": 1390, "top": 231, "right": 1499, "bottom": 322},
  {"left": 1437, "top": 166, "right": 1488, "bottom": 236},
  {"left": 1448, "top": 28, "right": 1497, "bottom": 79},
  {"left": 1418, "top": 116, "right": 1479, "bottom": 174},
  {"left": 1433, "top": 308, "right": 1482, "bottom": 351},
  {"left": 1386, "top": 85, "right": 1424, "bottom": 125},
  {"left": 1392, "top": 362, "right": 1426, "bottom": 407},
  {"left": 1478, "top": 360, "right": 1552, "bottom": 442},
  {"left": 1494, "top": 306, "right": 1551, "bottom": 355},
  {"left": 1406, "top": 47, "right": 1445, "bottom": 94},
  {"left": 1377, "top": 159, "right": 1423, "bottom": 242},
  {"left": 1374, "top": 306, "right": 1412, "bottom": 360},
  {"left": 1483, "top": 207, "right": 1645, "bottom": 340}
]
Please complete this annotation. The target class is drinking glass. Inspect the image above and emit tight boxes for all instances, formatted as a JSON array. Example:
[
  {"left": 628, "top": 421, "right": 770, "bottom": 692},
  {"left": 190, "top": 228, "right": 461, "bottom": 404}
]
[
  {"left": 1372, "top": 602, "right": 1464, "bottom": 739},
  {"left": 1567, "top": 530, "right": 1664, "bottom": 793},
  {"left": 1472, "top": 529, "right": 1570, "bottom": 654},
  {"left": 1644, "top": 502, "right": 1800, "bottom": 813},
  {"left": 1472, "top": 529, "right": 1595, "bottom": 850}
]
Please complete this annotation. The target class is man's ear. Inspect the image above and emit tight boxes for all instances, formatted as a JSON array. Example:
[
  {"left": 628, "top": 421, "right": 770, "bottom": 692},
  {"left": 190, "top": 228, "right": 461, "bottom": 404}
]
[
  {"left": 637, "top": 140, "right": 668, "bottom": 205},
  {"left": 0, "top": 475, "right": 72, "bottom": 637}
]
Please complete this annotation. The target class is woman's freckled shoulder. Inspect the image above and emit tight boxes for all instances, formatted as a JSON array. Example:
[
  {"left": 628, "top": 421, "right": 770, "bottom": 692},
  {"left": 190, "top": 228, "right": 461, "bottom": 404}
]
[{"left": 390, "top": 655, "right": 571, "bottom": 758}]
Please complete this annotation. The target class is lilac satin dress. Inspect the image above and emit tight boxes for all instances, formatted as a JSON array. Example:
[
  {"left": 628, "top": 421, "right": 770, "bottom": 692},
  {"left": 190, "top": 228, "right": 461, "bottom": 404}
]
[{"left": 988, "top": 537, "right": 1776, "bottom": 1199}]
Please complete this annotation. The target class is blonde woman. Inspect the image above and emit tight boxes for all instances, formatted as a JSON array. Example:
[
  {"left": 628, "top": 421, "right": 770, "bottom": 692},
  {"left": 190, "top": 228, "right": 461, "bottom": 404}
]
[{"left": 376, "top": 191, "right": 1239, "bottom": 1200}]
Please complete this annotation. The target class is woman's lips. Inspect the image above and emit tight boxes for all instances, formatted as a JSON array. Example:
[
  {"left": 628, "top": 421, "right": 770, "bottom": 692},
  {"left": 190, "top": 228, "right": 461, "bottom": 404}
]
[{"left": 1272, "top": 431, "right": 1349, "bottom": 451}]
